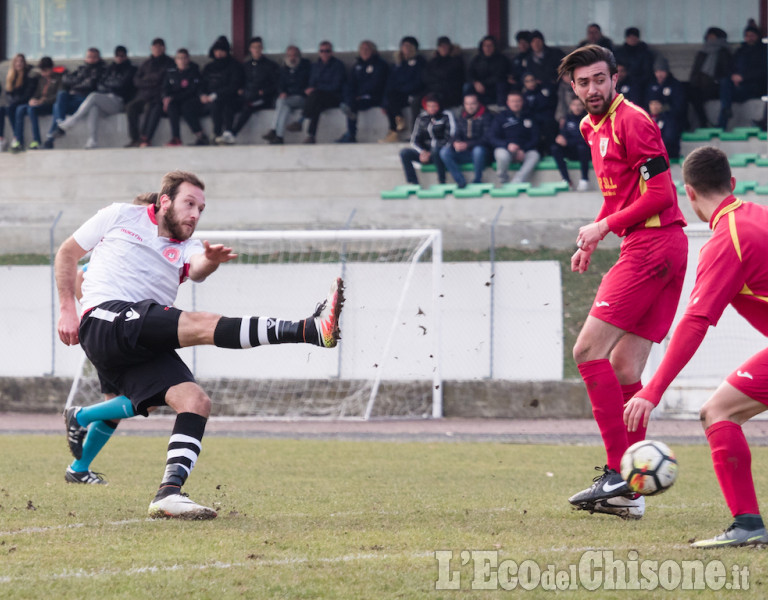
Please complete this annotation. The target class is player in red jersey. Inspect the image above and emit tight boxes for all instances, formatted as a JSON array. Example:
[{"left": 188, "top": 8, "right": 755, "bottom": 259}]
[
  {"left": 557, "top": 45, "right": 688, "bottom": 519},
  {"left": 626, "top": 146, "right": 768, "bottom": 547}
]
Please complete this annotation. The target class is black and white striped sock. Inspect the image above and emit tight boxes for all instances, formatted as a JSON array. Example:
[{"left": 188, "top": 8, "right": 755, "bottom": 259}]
[
  {"left": 154, "top": 412, "right": 207, "bottom": 501},
  {"left": 213, "top": 316, "right": 316, "bottom": 348}
]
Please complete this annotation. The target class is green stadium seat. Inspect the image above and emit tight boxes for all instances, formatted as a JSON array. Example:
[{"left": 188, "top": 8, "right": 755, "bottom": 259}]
[
  {"left": 416, "top": 184, "right": 455, "bottom": 199},
  {"left": 527, "top": 182, "right": 569, "bottom": 197},
  {"left": 728, "top": 153, "right": 759, "bottom": 167},
  {"left": 755, "top": 156, "right": 768, "bottom": 167},
  {"left": 733, "top": 180, "right": 757, "bottom": 195},
  {"left": 488, "top": 182, "right": 530, "bottom": 198},
  {"left": 453, "top": 183, "right": 491, "bottom": 199},
  {"left": 380, "top": 184, "right": 420, "bottom": 200},
  {"left": 753, "top": 184, "right": 768, "bottom": 195},
  {"left": 535, "top": 156, "right": 559, "bottom": 170},
  {"left": 719, "top": 130, "right": 750, "bottom": 141},
  {"left": 732, "top": 126, "right": 762, "bottom": 137},
  {"left": 760, "top": 131, "right": 768, "bottom": 141},
  {"left": 681, "top": 128, "right": 722, "bottom": 142}
]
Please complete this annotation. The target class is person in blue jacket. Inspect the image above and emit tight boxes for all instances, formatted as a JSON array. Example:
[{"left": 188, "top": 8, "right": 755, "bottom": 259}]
[
  {"left": 488, "top": 90, "right": 540, "bottom": 184},
  {"left": 380, "top": 36, "right": 425, "bottom": 143},
  {"left": 550, "top": 96, "right": 590, "bottom": 190},
  {"left": 336, "top": 40, "right": 388, "bottom": 143},
  {"left": 439, "top": 93, "right": 492, "bottom": 187},
  {"left": 295, "top": 40, "right": 345, "bottom": 144}
]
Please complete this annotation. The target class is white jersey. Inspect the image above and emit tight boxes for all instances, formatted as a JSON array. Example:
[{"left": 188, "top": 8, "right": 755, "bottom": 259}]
[{"left": 74, "top": 203, "right": 203, "bottom": 312}]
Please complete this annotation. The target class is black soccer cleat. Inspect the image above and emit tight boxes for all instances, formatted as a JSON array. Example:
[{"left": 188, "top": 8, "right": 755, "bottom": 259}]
[
  {"left": 65, "top": 466, "right": 108, "bottom": 485},
  {"left": 569, "top": 465, "right": 630, "bottom": 509},
  {"left": 64, "top": 406, "right": 88, "bottom": 460}
]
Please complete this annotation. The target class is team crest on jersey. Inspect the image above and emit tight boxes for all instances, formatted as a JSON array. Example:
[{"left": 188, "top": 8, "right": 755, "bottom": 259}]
[
  {"left": 599, "top": 137, "right": 609, "bottom": 157},
  {"left": 163, "top": 247, "right": 180, "bottom": 263}
]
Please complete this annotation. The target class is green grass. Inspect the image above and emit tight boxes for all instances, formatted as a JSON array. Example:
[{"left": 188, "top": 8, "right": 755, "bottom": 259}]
[{"left": 1, "top": 435, "right": 767, "bottom": 599}]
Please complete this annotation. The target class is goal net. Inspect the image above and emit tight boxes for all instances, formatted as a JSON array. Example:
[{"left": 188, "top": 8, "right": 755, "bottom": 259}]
[{"left": 67, "top": 229, "right": 443, "bottom": 419}]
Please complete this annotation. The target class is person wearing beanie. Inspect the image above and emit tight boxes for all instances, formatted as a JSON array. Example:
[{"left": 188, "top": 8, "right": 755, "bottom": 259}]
[
  {"left": 646, "top": 54, "right": 685, "bottom": 130},
  {"left": 200, "top": 35, "right": 244, "bottom": 145},
  {"left": 423, "top": 35, "right": 465, "bottom": 110},
  {"left": 509, "top": 30, "right": 533, "bottom": 90},
  {"left": 614, "top": 27, "right": 654, "bottom": 107},
  {"left": 718, "top": 21, "right": 767, "bottom": 130},
  {"left": 379, "top": 36, "right": 425, "bottom": 143},
  {"left": 526, "top": 30, "right": 565, "bottom": 87},
  {"left": 688, "top": 26, "right": 732, "bottom": 129},
  {"left": 125, "top": 38, "right": 175, "bottom": 147}
]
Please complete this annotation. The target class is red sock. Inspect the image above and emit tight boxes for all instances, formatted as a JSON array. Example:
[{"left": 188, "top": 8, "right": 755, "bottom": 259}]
[
  {"left": 622, "top": 381, "right": 646, "bottom": 446},
  {"left": 706, "top": 420, "right": 760, "bottom": 517},
  {"left": 578, "top": 359, "right": 628, "bottom": 471}
]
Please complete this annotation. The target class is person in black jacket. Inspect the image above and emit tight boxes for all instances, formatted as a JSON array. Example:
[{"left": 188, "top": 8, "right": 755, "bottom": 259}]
[
  {"left": 231, "top": 36, "right": 279, "bottom": 141},
  {"left": 12, "top": 56, "right": 64, "bottom": 151},
  {"left": 423, "top": 36, "right": 465, "bottom": 111},
  {"left": 291, "top": 40, "right": 345, "bottom": 144},
  {"left": 1, "top": 53, "right": 36, "bottom": 151},
  {"left": 44, "top": 47, "right": 105, "bottom": 147},
  {"left": 263, "top": 45, "right": 311, "bottom": 144},
  {"left": 201, "top": 36, "right": 244, "bottom": 145},
  {"left": 55, "top": 46, "right": 136, "bottom": 149},
  {"left": 335, "top": 40, "right": 388, "bottom": 143},
  {"left": 688, "top": 27, "right": 731, "bottom": 129},
  {"left": 162, "top": 48, "right": 208, "bottom": 146},
  {"left": 380, "top": 36, "right": 425, "bottom": 143},
  {"left": 718, "top": 22, "right": 767, "bottom": 130},
  {"left": 439, "top": 93, "right": 492, "bottom": 187},
  {"left": 527, "top": 30, "right": 565, "bottom": 87},
  {"left": 465, "top": 35, "right": 509, "bottom": 107},
  {"left": 399, "top": 92, "right": 455, "bottom": 185},
  {"left": 125, "top": 38, "right": 175, "bottom": 147},
  {"left": 550, "top": 96, "right": 590, "bottom": 190},
  {"left": 521, "top": 71, "right": 558, "bottom": 153},
  {"left": 614, "top": 27, "right": 655, "bottom": 108}
]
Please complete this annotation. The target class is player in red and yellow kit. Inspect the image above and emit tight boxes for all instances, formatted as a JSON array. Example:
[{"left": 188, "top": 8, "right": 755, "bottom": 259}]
[
  {"left": 626, "top": 146, "right": 768, "bottom": 547},
  {"left": 557, "top": 45, "right": 688, "bottom": 519}
]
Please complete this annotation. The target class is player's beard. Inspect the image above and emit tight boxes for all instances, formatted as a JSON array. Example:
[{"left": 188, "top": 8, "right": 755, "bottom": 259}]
[
  {"left": 163, "top": 202, "right": 195, "bottom": 241},
  {"left": 583, "top": 90, "right": 614, "bottom": 116}
]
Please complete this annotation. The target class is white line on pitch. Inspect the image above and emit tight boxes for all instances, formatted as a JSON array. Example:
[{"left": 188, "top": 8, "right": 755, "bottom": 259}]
[{"left": 0, "top": 518, "right": 146, "bottom": 537}]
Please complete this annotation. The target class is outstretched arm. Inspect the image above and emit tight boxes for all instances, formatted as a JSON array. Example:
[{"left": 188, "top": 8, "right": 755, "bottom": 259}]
[
  {"left": 187, "top": 240, "right": 238, "bottom": 282},
  {"left": 55, "top": 236, "right": 89, "bottom": 346},
  {"left": 624, "top": 313, "right": 710, "bottom": 431}
]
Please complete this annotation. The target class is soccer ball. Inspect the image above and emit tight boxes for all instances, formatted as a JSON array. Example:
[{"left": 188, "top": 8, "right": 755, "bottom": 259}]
[{"left": 620, "top": 440, "right": 678, "bottom": 496}]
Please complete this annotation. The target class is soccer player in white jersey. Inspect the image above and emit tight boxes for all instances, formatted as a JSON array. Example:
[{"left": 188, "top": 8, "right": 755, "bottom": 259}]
[{"left": 56, "top": 171, "right": 343, "bottom": 519}]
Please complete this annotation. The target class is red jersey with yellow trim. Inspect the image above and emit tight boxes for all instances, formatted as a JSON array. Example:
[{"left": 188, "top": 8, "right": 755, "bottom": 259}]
[
  {"left": 580, "top": 93, "right": 685, "bottom": 237},
  {"left": 685, "top": 197, "right": 768, "bottom": 334}
]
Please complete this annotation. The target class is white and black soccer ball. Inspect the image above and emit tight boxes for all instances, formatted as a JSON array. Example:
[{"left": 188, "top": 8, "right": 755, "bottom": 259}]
[{"left": 620, "top": 440, "right": 678, "bottom": 496}]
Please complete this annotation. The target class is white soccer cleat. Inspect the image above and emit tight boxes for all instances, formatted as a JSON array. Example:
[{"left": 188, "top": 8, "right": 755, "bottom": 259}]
[
  {"left": 148, "top": 493, "right": 217, "bottom": 520},
  {"left": 591, "top": 494, "right": 645, "bottom": 520}
]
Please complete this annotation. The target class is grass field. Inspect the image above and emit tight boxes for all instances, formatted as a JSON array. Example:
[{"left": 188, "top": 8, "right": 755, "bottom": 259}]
[{"left": 1, "top": 435, "right": 767, "bottom": 599}]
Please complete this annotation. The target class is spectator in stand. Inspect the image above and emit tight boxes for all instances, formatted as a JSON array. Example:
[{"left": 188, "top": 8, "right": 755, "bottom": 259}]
[
  {"left": 527, "top": 30, "right": 565, "bottom": 87},
  {"left": 439, "top": 92, "right": 492, "bottom": 188},
  {"left": 616, "top": 61, "right": 643, "bottom": 106},
  {"left": 399, "top": 92, "right": 455, "bottom": 186},
  {"left": 336, "top": 40, "right": 388, "bottom": 143},
  {"left": 554, "top": 71, "right": 577, "bottom": 127},
  {"left": 718, "top": 22, "right": 768, "bottom": 130},
  {"left": 466, "top": 35, "right": 509, "bottom": 107},
  {"left": 380, "top": 36, "right": 425, "bottom": 143},
  {"left": 2, "top": 54, "right": 36, "bottom": 152},
  {"left": 125, "top": 38, "right": 175, "bottom": 147},
  {"left": 578, "top": 23, "right": 614, "bottom": 51},
  {"left": 55, "top": 45, "right": 136, "bottom": 149},
  {"left": 488, "top": 90, "right": 540, "bottom": 185},
  {"left": 231, "top": 36, "right": 279, "bottom": 142},
  {"left": 647, "top": 55, "right": 686, "bottom": 125},
  {"left": 201, "top": 36, "right": 244, "bottom": 145},
  {"left": 509, "top": 30, "right": 532, "bottom": 91},
  {"left": 423, "top": 36, "right": 465, "bottom": 111},
  {"left": 162, "top": 48, "right": 208, "bottom": 146},
  {"left": 648, "top": 90, "right": 682, "bottom": 159},
  {"left": 521, "top": 71, "right": 558, "bottom": 153},
  {"left": 614, "top": 27, "right": 655, "bottom": 108},
  {"left": 287, "top": 40, "right": 345, "bottom": 144},
  {"left": 44, "top": 47, "right": 105, "bottom": 148},
  {"left": 551, "top": 96, "right": 590, "bottom": 191},
  {"left": 11, "top": 56, "right": 61, "bottom": 151},
  {"left": 688, "top": 27, "right": 731, "bottom": 129},
  {"left": 263, "top": 45, "right": 311, "bottom": 145}
]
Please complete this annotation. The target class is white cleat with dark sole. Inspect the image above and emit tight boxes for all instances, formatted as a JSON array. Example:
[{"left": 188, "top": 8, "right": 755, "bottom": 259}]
[
  {"left": 148, "top": 493, "right": 217, "bottom": 520},
  {"left": 590, "top": 494, "right": 645, "bottom": 520}
]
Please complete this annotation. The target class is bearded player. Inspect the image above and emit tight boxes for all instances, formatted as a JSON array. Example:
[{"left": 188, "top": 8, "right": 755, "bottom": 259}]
[
  {"left": 557, "top": 45, "right": 687, "bottom": 519},
  {"left": 56, "top": 171, "right": 343, "bottom": 519}
]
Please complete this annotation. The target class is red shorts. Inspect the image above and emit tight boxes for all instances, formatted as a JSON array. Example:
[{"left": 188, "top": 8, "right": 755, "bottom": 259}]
[
  {"left": 727, "top": 347, "right": 768, "bottom": 405},
  {"left": 590, "top": 225, "right": 687, "bottom": 343}
]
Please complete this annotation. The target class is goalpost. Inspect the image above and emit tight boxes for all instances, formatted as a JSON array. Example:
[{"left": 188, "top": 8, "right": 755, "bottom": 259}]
[{"left": 66, "top": 229, "right": 443, "bottom": 420}]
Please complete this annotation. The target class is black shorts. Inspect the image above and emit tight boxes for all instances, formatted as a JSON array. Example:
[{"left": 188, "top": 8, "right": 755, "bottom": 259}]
[{"left": 79, "top": 299, "right": 194, "bottom": 416}]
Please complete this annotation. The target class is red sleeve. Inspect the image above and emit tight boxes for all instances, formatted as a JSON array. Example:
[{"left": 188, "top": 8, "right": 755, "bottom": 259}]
[
  {"left": 638, "top": 314, "right": 710, "bottom": 406},
  {"left": 604, "top": 172, "right": 673, "bottom": 232}
]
